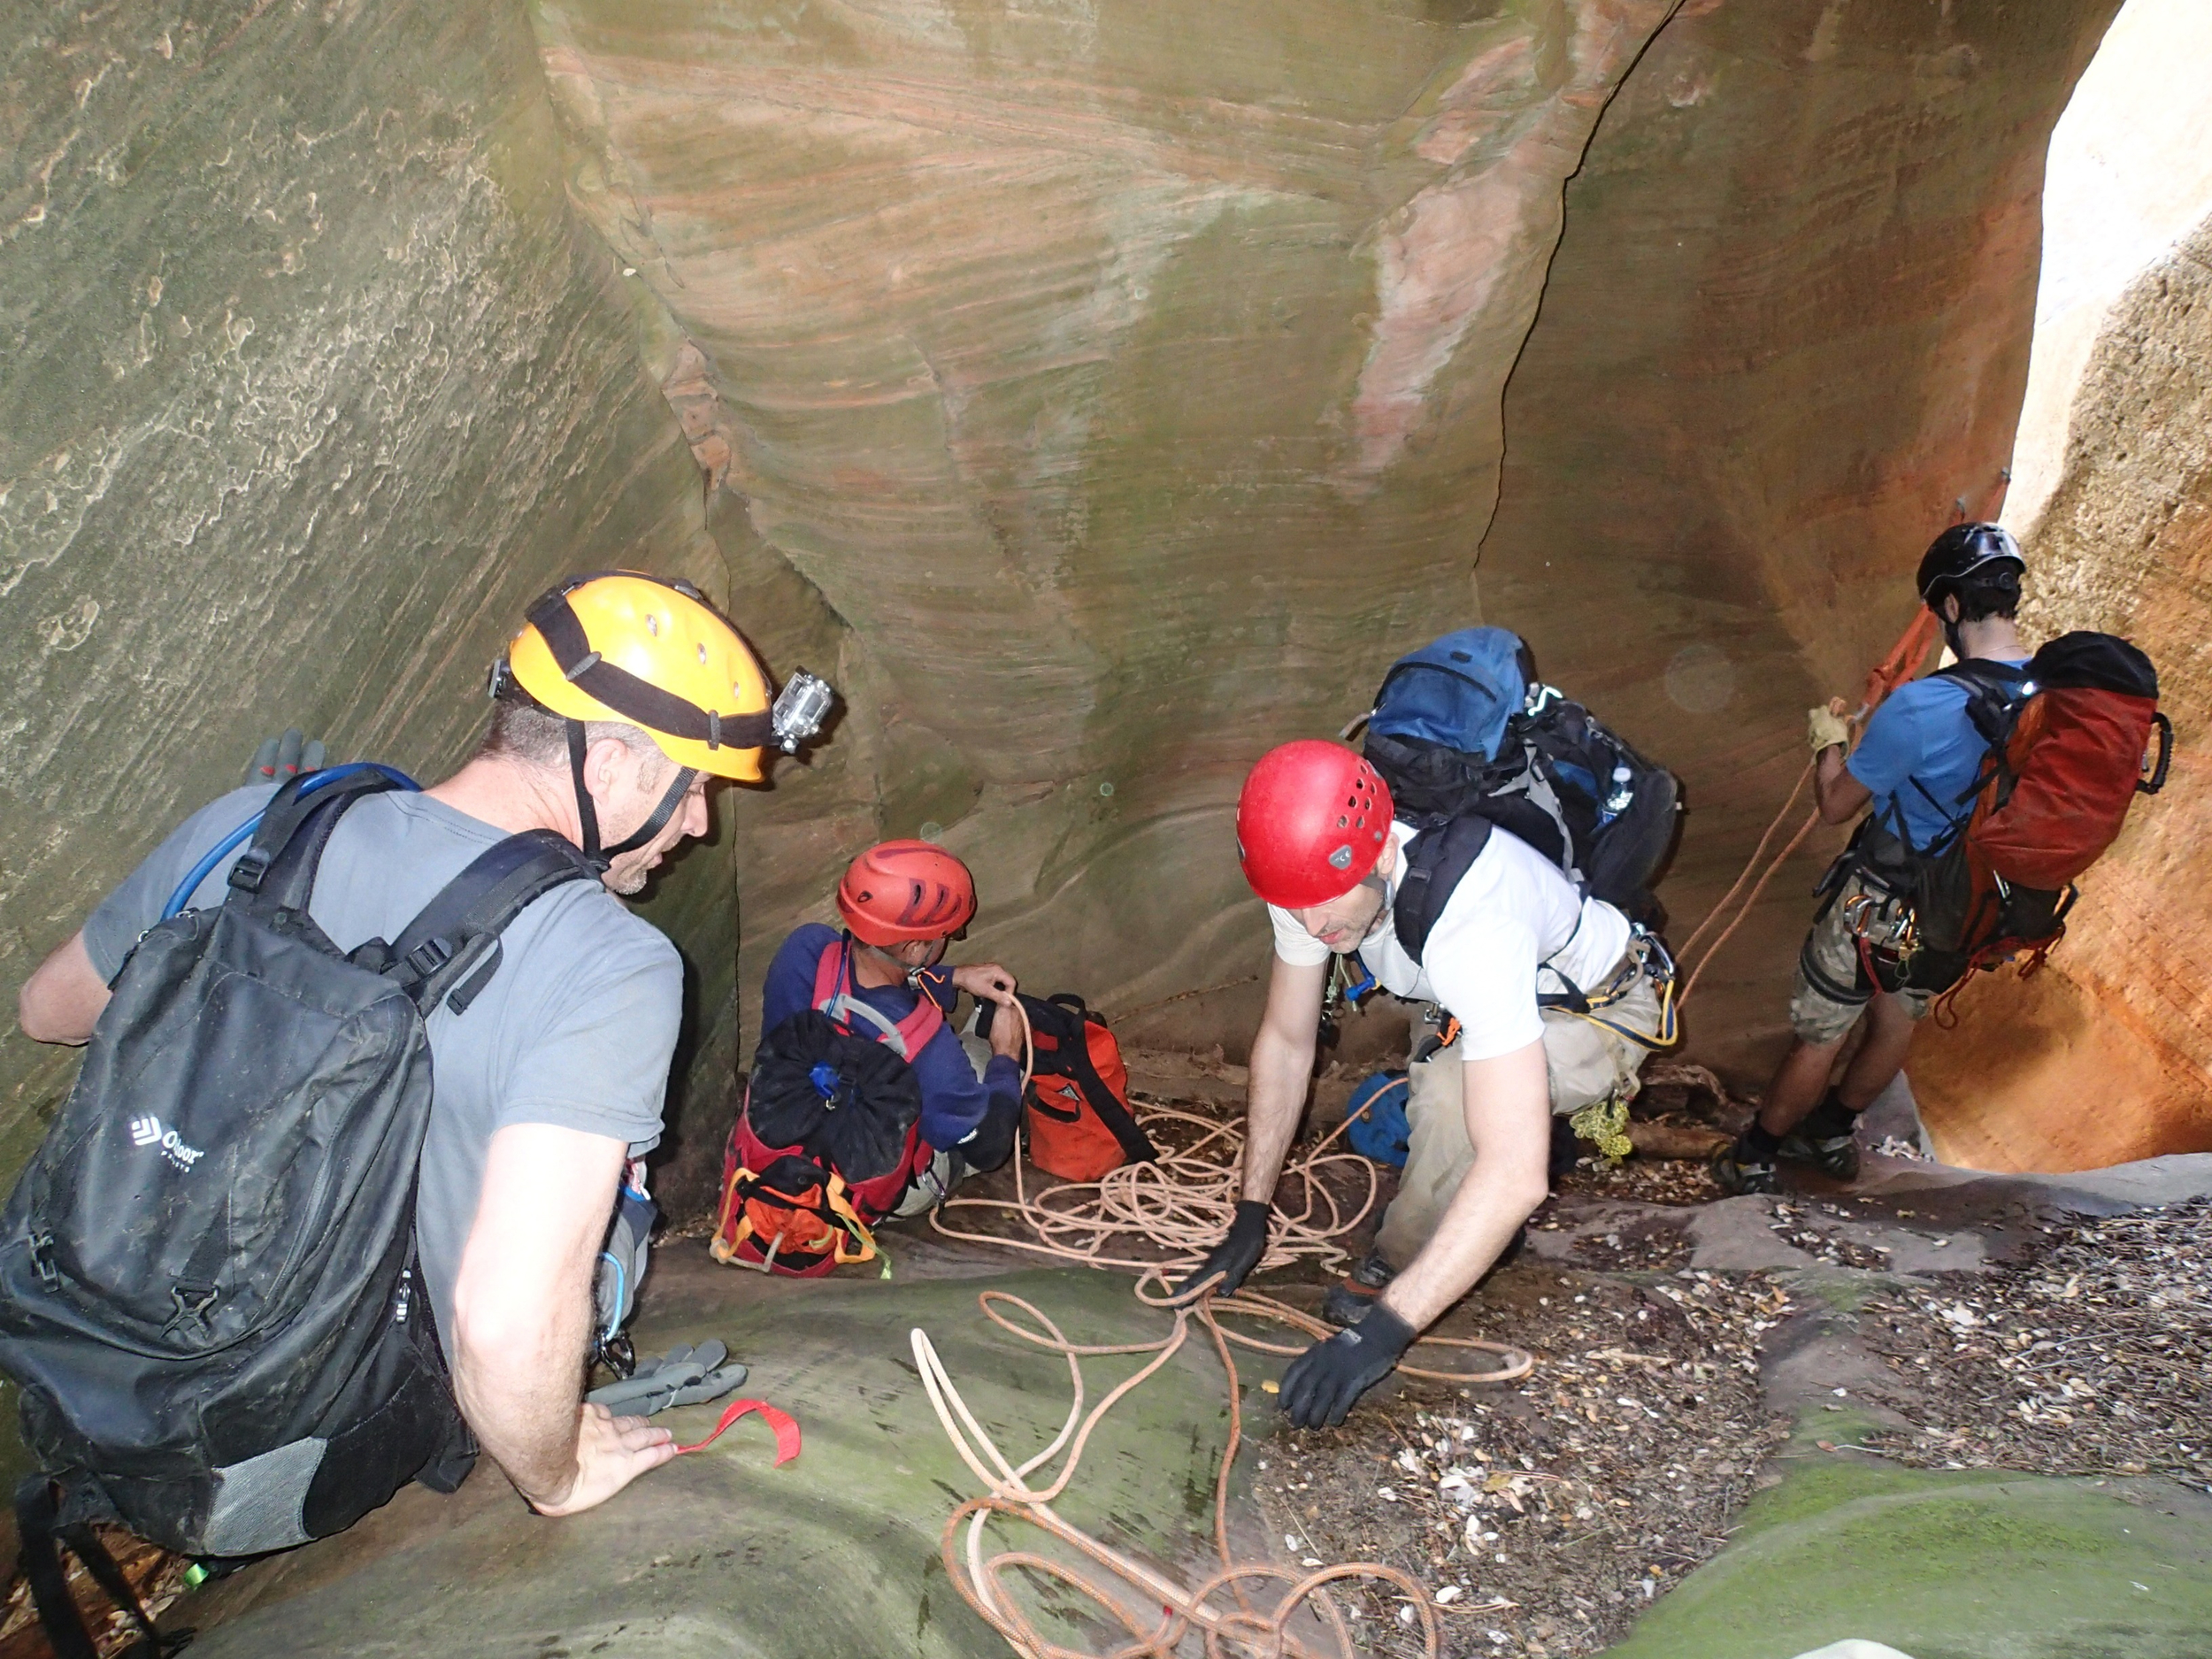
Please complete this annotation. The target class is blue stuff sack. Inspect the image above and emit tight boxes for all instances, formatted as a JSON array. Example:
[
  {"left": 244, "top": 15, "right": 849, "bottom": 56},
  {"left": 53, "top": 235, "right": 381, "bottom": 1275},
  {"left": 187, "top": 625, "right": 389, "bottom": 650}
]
[
  {"left": 1344, "top": 1071, "right": 1410, "bottom": 1167},
  {"left": 1366, "top": 626, "right": 1528, "bottom": 763}
]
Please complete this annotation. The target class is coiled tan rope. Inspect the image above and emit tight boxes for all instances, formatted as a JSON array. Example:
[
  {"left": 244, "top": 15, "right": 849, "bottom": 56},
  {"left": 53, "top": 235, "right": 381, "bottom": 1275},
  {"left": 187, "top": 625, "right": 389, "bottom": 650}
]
[
  {"left": 932, "top": 1099, "right": 1379, "bottom": 1279},
  {"left": 913, "top": 1273, "right": 1532, "bottom": 1659}
]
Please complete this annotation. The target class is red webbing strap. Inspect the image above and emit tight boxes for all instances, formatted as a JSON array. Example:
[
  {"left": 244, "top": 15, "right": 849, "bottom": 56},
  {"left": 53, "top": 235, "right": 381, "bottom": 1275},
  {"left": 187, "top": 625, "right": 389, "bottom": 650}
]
[
  {"left": 673, "top": 1397, "right": 802, "bottom": 1463},
  {"left": 1860, "top": 607, "right": 1941, "bottom": 719}
]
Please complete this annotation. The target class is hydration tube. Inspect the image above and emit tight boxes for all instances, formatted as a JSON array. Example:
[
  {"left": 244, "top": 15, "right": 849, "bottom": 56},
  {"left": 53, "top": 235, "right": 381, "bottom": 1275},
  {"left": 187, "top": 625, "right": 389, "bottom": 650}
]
[{"left": 161, "top": 762, "right": 421, "bottom": 920}]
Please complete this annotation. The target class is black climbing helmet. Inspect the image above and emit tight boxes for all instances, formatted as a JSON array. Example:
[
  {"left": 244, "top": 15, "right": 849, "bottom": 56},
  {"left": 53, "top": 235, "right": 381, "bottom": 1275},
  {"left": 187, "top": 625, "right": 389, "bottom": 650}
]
[{"left": 1917, "top": 522, "right": 2024, "bottom": 609}]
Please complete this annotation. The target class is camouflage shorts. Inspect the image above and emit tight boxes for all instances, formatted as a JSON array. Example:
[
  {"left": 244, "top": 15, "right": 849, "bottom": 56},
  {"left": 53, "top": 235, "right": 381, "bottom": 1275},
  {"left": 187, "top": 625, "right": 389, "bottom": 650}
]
[{"left": 1789, "top": 873, "right": 1934, "bottom": 1045}]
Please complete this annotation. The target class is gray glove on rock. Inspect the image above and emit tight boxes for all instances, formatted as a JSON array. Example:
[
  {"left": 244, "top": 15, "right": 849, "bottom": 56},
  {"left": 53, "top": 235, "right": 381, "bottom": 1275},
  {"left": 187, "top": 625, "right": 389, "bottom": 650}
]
[
  {"left": 246, "top": 728, "right": 326, "bottom": 786},
  {"left": 585, "top": 1341, "right": 749, "bottom": 1418}
]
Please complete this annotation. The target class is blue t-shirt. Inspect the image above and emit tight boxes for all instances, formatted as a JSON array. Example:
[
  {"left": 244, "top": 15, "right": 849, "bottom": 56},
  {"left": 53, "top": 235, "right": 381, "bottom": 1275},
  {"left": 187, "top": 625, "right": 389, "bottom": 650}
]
[
  {"left": 760, "top": 924, "right": 1020, "bottom": 1152},
  {"left": 1847, "top": 657, "right": 2030, "bottom": 850}
]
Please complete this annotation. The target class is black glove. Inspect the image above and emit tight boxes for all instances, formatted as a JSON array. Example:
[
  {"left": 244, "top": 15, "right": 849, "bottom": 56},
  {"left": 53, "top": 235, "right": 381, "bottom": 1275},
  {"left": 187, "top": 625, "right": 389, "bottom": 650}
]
[
  {"left": 1179, "top": 1200, "right": 1271, "bottom": 1297},
  {"left": 584, "top": 1340, "right": 748, "bottom": 1417},
  {"left": 1279, "top": 1303, "right": 1417, "bottom": 1429},
  {"left": 245, "top": 728, "right": 326, "bottom": 786}
]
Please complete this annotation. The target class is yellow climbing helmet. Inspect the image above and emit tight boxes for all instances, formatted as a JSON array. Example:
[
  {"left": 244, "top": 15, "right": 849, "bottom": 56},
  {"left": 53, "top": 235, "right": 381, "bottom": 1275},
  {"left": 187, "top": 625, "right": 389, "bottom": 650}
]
[{"left": 503, "top": 572, "right": 773, "bottom": 782}]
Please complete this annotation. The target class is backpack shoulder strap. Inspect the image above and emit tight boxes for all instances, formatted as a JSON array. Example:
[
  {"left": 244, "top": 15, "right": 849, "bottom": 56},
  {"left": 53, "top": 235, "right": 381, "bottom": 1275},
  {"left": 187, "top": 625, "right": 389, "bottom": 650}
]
[
  {"left": 810, "top": 934, "right": 849, "bottom": 1012},
  {"left": 1392, "top": 815, "right": 1493, "bottom": 966},
  {"left": 380, "top": 829, "right": 603, "bottom": 1015},
  {"left": 808, "top": 935, "right": 944, "bottom": 1059},
  {"left": 227, "top": 770, "right": 398, "bottom": 913},
  {"left": 1932, "top": 659, "right": 2032, "bottom": 750}
]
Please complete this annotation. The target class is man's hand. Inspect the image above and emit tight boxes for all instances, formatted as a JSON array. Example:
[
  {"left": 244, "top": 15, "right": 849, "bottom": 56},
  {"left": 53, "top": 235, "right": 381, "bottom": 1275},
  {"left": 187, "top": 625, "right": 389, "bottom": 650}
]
[
  {"left": 951, "top": 962, "right": 1018, "bottom": 1006},
  {"left": 1178, "top": 1199, "right": 1271, "bottom": 1297},
  {"left": 528, "top": 1402, "right": 677, "bottom": 1517},
  {"left": 985, "top": 1005, "right": 1027, "bottom": 1063},
  {"left": 1279, "top": 1304, "right": 1416, "bottom": 1429},
  {"left": 1806, "top": 701, "right": 1850, "bottom": 754}
]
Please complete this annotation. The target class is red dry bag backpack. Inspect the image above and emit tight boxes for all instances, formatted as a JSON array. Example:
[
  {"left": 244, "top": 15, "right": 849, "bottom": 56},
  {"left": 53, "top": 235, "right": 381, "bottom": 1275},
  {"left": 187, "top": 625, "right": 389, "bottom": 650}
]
[
  {"left": 1910, "top": 631, "right": 2169, "bottom": 987},
  {"left": 711, "top": 939, "right": 944, "bottom": 1276},
  {"left": 979, "top": 994, "right": 1157, "bottom": 1182}
]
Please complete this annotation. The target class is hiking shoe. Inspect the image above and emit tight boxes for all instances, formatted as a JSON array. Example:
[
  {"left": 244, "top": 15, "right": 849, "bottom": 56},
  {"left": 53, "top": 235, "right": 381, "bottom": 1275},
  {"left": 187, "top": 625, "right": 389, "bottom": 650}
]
[
  {"left": 1710, "top": 1141, "right": 1778, "bottom": 1195},
  {"left": 1322, "top": 1248, "right": 1394, "bottom": 1327},
  {"left": 1778, "top": 1129, "right": 1861, "bottom": 1182}
]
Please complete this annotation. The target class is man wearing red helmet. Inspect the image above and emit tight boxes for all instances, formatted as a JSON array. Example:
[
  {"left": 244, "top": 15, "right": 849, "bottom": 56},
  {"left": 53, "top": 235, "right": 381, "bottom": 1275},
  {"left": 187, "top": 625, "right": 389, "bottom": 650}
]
[
  {"left": 1187, "top": 741, "right": 1664, "bottom": 1428},
  {"left": 758, "top": 841, "right": 1028, "bottom": 1202}
]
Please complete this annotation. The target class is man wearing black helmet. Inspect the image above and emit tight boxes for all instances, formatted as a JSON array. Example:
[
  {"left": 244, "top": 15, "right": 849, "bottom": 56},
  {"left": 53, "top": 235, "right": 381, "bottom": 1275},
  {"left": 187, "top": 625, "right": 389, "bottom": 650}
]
[{"left": 1715, "top": 524, "right": 2030, "bottom": 1194}]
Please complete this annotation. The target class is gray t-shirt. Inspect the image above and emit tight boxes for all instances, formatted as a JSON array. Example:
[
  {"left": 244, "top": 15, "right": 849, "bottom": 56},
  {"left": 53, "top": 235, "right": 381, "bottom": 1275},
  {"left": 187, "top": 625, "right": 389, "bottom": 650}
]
[{"left": 83, "top": 784, "right": 682, "bottom": 1352}]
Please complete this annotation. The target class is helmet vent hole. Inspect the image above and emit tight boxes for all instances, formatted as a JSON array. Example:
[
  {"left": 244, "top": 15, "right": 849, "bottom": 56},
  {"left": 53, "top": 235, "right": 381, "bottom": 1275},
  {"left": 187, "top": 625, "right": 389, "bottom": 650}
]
[
  {"left": 646, "top": 614, "right": 659, "bottom": 636},
  {"left": 1336, "top": 815, "right": 1348, "bottom": 828}
]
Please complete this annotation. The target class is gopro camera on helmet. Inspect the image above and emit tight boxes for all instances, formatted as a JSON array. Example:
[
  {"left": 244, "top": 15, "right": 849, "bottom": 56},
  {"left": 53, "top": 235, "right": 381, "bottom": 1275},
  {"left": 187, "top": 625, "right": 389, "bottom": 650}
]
[{"left": 769, "top": 669, "right": 836, "bottom": 754}]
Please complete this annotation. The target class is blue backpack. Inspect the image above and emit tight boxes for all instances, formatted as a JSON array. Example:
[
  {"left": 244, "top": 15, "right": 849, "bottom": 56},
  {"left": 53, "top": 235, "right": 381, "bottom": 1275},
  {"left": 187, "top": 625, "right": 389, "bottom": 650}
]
[{"left": 1360, "top": 626, "right": 1680, "bottom": 949}]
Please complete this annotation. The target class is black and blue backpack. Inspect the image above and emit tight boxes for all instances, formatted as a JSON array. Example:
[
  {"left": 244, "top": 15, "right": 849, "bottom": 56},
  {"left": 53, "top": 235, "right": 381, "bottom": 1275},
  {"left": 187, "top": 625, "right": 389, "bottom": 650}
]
[{"left": 1357, "top": 626, "right": 1680, "bottom": 953}]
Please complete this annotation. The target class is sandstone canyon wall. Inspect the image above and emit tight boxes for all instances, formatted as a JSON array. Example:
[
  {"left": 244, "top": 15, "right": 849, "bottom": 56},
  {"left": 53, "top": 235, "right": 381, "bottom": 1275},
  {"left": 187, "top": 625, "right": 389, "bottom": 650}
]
[
  {"left": 1, "top": 0, "right": 2154, "bottom": 1215},
  {"left": 0, "top": 0, "right": 741, "bottom": 1187},
  {"left": 1475, "top": 0, "right": 2122, "bottom": 1076},
  {"left": 1910, "top": 220, "right": 2212, "bottom": 1171}
]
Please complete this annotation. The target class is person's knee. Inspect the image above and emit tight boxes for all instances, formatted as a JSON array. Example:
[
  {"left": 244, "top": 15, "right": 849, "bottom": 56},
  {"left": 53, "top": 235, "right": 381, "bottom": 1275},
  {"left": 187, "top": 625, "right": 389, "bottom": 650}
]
[
  {"left": 959, "top": 1101, "right": 1018, "bottom": 1174},
  {"left": 1789, "top": 976, "right": 1864, "bottom": 1046}
]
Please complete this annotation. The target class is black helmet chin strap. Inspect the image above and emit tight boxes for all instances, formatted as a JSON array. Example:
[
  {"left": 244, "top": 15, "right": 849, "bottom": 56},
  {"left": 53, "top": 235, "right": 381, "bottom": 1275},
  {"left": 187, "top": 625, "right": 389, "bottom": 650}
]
[{"left": 565, "top": 722, "right": 699, "bottom": 869}]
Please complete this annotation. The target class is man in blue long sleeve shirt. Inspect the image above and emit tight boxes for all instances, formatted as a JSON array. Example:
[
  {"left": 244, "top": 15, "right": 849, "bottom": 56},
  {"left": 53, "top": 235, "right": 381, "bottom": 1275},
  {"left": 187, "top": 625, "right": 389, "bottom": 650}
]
[
  {"left": 761, "top": 922, "right": 1023, "bottom": 1169},
  {"left": 758, "top": 841, "right": 1025, "bottom": 1210}
]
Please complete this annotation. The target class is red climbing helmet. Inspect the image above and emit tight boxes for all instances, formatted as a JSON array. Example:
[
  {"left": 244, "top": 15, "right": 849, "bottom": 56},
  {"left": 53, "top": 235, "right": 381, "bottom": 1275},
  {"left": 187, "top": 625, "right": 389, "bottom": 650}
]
[
  {"left": 836, "top": 841, "right": 979, "bottom": 946},
  {"left": 1235, "top": 741, "right": 1394, "bottom": 909}
]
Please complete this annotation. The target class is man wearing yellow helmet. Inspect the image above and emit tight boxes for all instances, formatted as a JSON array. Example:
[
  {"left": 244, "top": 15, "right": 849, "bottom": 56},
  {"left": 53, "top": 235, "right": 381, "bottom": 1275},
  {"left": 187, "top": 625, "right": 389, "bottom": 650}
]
[
  {"left": 16, "top": 573, "right": 826, "bottom": 1522},
  {"left": 493, "top": 571, "right": 783, "bottom": 881}
]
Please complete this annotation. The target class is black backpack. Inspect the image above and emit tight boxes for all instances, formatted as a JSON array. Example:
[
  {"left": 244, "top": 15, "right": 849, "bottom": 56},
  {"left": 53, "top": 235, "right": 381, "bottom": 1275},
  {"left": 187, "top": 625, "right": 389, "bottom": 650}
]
[
  {"left": 1359, "top": 629, "right": 1681, "bottom": 953},
  {"left": 0, "top": 770, "right": 597, "bottom": 1648}
]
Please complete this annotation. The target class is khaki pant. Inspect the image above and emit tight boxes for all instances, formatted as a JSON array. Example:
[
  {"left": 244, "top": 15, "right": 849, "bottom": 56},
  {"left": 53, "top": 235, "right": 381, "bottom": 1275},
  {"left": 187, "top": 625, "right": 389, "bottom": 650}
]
[
  {"left": 1789, "top": 872, "right": 1936, "bottom": 1044},
  {"left": 1373, "top": 949, "right": 1663, "bottom": 1267}
]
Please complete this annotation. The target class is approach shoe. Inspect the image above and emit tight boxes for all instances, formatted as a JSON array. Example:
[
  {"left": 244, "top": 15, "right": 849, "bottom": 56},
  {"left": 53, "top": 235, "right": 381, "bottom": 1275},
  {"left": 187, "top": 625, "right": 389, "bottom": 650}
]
[
  {"left": 1709, "top": 1141, "right": 1778, "bottom": 1196},
  {"left": 1777, "top": 1128, "right": 1861, "bottom": 1182},
  {"left": 1322, "top": 1248, "right": 1395, "bottom": 1327}
]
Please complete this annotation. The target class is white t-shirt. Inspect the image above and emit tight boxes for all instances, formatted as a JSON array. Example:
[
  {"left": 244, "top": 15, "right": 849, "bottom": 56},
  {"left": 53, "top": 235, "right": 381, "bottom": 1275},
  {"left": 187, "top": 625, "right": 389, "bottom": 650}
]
[{"left": 1269, "top": 821, "right": 1632, "bottom": 1061}]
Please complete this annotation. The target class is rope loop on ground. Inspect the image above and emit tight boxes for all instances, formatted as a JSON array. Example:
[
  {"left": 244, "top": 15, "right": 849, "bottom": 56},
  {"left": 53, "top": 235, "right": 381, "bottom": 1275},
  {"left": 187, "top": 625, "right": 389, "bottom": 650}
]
[{"left": 915, "top": 1281, "right": 1472, "bottom": 1659}]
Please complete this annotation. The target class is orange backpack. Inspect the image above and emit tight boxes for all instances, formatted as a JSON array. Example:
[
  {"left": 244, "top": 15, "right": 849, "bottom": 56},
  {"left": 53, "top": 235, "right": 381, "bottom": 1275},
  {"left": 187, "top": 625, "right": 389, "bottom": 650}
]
[{"left": 981, "top": 993, "right": 1156, "bottom": 1182}]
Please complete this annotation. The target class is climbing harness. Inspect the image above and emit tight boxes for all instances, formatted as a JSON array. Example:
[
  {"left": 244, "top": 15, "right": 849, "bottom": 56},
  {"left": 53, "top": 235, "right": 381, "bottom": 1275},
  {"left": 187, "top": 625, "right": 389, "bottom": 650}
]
[{"left": 1540, "top": 928, "right": 1680, "bottom": 1052}]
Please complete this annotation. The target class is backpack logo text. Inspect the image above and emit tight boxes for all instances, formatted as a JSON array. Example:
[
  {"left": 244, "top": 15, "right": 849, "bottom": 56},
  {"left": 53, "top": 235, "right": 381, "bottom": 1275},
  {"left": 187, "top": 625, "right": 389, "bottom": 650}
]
[{"left": 128, "top": 1116, "right": 204, "bottom": 1171}]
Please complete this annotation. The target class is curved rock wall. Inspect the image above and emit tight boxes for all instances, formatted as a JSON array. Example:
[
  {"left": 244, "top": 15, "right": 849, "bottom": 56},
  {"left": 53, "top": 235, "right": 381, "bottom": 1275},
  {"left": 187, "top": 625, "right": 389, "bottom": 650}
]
[
  {"left": 1910, "top": 219, "right": 2212, "bottom": 1172},
  {"left": 2, "top": 0, "right": 2147, "bottom": 1219},
  {"left": 0, "top": 0, "right": 739, "bottom": 1179},
  {"left": 1475, "top": 0, "right": 2120, "bottom": 1075}
]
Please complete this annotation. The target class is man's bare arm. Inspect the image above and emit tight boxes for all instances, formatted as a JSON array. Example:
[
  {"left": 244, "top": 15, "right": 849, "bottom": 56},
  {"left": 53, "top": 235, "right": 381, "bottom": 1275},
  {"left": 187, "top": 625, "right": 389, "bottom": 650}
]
[
  {"left": 450, "top": 1123, "right": 673, "bottom": 1515},
  {"left": 1814, "top": 745, "right": 1872, "bottom": 826},
  {"left": 1377, "top": 1040, "right": 1550, "bottom": 1331},
  {"left": 17, "top": 932, "right": 109, "bottom": 1046},
  {"left": 1240, "top": 957, "right": 1326, "bottom": 1204}
]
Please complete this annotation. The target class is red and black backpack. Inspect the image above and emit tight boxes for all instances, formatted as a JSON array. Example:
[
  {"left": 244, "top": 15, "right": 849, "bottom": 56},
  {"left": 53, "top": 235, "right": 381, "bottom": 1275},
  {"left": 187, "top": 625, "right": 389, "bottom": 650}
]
[
  {"left": 979, "top": 993, "right": 1157, "bottom": 1183},
  {"left": 710, "top": 939, "right": 943, "bottom": 1276},
  {"left": 1860, "top": 631, "right": 2169, "bottom": 994}
]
